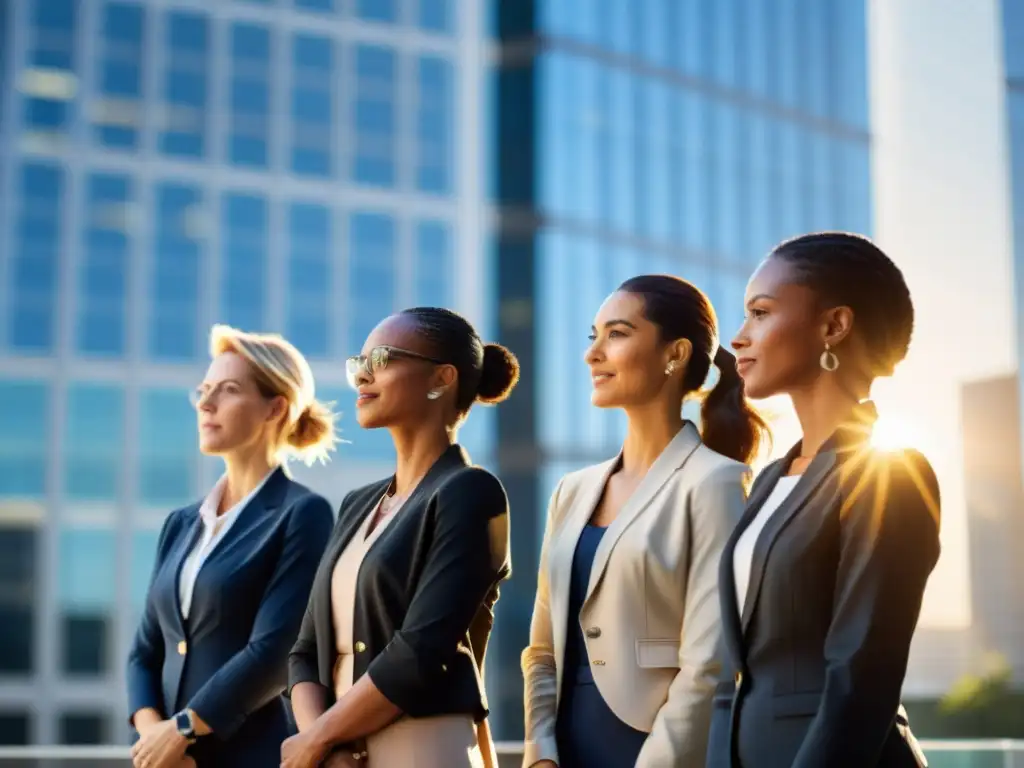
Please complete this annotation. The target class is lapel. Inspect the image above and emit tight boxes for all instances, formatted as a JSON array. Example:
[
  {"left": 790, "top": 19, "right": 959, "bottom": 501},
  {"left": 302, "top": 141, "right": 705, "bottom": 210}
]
[
  {"left": 584, "top": 422, "right": 703, "bottom": 602},
  {"left": 736, "top": 400, "right": 879, "bottom": 636}
]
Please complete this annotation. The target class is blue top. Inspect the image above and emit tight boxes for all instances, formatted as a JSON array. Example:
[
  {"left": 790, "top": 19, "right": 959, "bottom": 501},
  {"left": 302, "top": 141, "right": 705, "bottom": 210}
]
[{"left": 563, "top": 524, "right": 607, "bottom": 687}]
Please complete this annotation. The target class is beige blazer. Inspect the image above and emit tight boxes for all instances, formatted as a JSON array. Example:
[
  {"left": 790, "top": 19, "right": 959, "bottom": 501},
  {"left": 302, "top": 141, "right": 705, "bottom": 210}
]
[{"left": 521, "top": 423, "right": 749, "bottom": 768}]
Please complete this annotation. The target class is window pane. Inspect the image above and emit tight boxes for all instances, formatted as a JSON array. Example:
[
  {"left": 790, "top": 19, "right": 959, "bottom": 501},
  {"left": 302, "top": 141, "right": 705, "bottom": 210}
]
[
  {"left": 415, "top": 220, "right": 451, "bottom": 306},
  {"left": 221, "top": 194, "right": 268, "bottom": 329},
  {"left": 418, "top": 0, "right": 450, "bottom": 34},
  {"left": 416, "top": 55, "right": 453, "bottom": 194},
  {"left": 291, "top": 34, "right": 333, "bottom": 176},
  {"left": 287, "top": 203, "right": 332, "bottom": 357},
  {"left": 59, "top": 713, "right": 107, "bottom": 745},
  {"left": 356, "top": 0, "right": 396, "bottom": 23},
  {"left": 58, "top": 528, "right": 115, "bottom": 675},
  {"left": 78, "top": 173, "right": 132, "bottom": 356},
  {"left": 151, "top": 183, "right": 203, "bottom": 360},
  {"left": 229, "top": 23, "right": 272, "bottom": 167},
  {"left": 160, "top": 11, "right": 209, "bottom": 158},
  {"left": 348, "top": 212, "right": 395, "bottom": 352},
  {"left": 94, "top": 2, "right": 144, "bottom": 149},
  {"left": 139, "top": 389, "right": 196, "bottom": 506},
  {"left": 0, "top": 527, "right": 37, "bottom": 674},
  {"left": 9, "top": 163, "right": 63, "bottom": 353},
  {"left": 23, "top": 0, "right": 77, "bottom": 140},
  {"left": 0, "top": 713, "right": 30, "bottom": 745},
  {"left": 130, "top": 528, "right": 160, "bottom": 614},
  {"left": 0, "top": 381, "right": 49, "bottom": 498},
  {"left": 296, "top": 0, "right": 335, "bottom": 11},
  {"left": 64, "top": 384, "right": 124, "bottom": 500},
  {"left": 353, "top": 45, "right": 396, "bottom": 187}
]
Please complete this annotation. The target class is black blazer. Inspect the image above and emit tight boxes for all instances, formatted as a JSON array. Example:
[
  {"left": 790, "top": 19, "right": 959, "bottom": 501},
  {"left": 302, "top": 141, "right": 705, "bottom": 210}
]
[
  {"left": 126, "top": 468, "right": 334, "bottom": 768},
  {"left": 706, "top": 402, "right": 940, "bottom": 768},
  {"left": 288, "top": 445, "right": 511, "bottom": 726}
]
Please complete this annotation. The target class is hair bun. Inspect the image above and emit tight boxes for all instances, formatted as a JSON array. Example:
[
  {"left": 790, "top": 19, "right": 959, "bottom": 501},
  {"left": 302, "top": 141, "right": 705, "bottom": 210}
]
[
  {"left": 285, "top": 399, "right": 338, "bottom": 464},
  {"left": 476, "top": 343, "right": 520, "bottom": 404}
]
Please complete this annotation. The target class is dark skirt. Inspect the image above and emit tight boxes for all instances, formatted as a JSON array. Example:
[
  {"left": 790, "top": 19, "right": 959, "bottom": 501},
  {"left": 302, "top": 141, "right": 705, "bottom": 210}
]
[{"left": 555, "top": 675, "right": 648, "bottom": 768}]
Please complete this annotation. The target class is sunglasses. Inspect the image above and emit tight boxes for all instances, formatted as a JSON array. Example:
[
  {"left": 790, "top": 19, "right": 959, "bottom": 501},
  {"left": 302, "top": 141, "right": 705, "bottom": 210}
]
[{"left": 345, "top": 345, "right": 445, "bottom": 389}]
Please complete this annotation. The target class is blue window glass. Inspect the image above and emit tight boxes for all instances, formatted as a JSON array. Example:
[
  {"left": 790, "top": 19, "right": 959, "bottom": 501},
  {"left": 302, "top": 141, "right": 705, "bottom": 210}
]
[
  {"left": 23, "top": 0, "right": 77, "bottom": 137},
  {"left": 58, "top": 527, "right": 116, "bottom": 675},
  {"left": 64, "top": 385, "right": 123, "bottom": 501},
  {"left": 539, "top": 51, "right": 572, "bottom": 220},
  {"left": 602, "top": 0, "right": 631, "bottom": 55},
  {"left": 151, "top": 184, "right": 202, "bottom": 360},
  {"left": 711, "top": 101, "right": 744, "bottom": 261},
  {"left": 221, "top": 194, "right": 268, "bottom": 330},
  {"left": 677, "top": 0, "right": 707, "bottom": 77},
  {"left": 639, "top": 79, "right": 672, "bottom": 245},
  {"left": 804, "top": 0, "right": 830, "bottom": 119},
  {"left": 747, "top": 113, "right": 774, "bottom": 259},
  {"left": 416, "top": 55, "right": 453, "bottom": 194},
  {"left": 292, "top": 34, "right": 334, "bottom": 177},
  {"left": 808, "top": 131, "right": 835, "bottom": 232},
  {"left": 716, "top": 271, "right": 749, "bottom": 346},
  {"left": 78, "top": 174, "right": 131, "bottom": 356},
  {"left": 130, "top": 529, "right": 160, "bottom": 614},
  {"left": 638, "top": 0, "right": 671, "bottom": 68},
  {"left": 94, "top": 2, "right": 144, "bottom": 149},
  {"left": 320, "top": 385, "right": 395, "bottom": 461},
  {"left": 297, "top": 0, "right": 335, "bottom": 11},
  {"left": 605, "top": 67, "right": 636, "bottom": 236},
  {"left": 415, "top": 220, "right": 451, "bottom": 306},
  {"left": 836, "top": 139, "right": 872, "bottom": 236},
  {"left": 354, "top": 45, "right": 396, "bottom": 187},
  {"left": 833, "top": 0, "right": 868, "bottom": 130},
  {"left": 1006, "top": 0, "right": 1024, "bottom": 80},
  {"left": 287, "top": 203, "right": 331, "bottom": 358},
  {"left": 348, "top": 213, "right": 396, "bottom": 352},
  {"left": 161, "top": 11, "right": 209, "bottom": 158},
  {"left": 677, "top": 89, "right": 710, "bottom": 252},
  {"left": 775, "top": 120, "right": 803, "bottom": 243},
  {"left": 10, "top": 163, "right": 62, "bottom": 353},
  {"left": 710, "top": 0, "right": 738, "bottom": 87},
  {"left": 774, "top": 0, "right": 798, "bottom": 109},
  {"left": 0, "top": 382, "right": 48, "bottom": 498},
  {"left": 418, "top": 0, "right": 451, "bottom": 34},
  {"left": 0, "top": 0, "right": 7, "bottom": 129},
  {"left": 539, "top": 0, "right": 599, "bottom": 43},
  {"left": 745, "top": 0, "right": 770, "bottom": 99},
  {"left": 230, "top": 23, "right": 272, "bottom": 168},
  {"left": 356, "top": 0, "right": 397, "bottom": 24},
  {"left": 139, "top": 389, "right": 196, "bottom": 506}
]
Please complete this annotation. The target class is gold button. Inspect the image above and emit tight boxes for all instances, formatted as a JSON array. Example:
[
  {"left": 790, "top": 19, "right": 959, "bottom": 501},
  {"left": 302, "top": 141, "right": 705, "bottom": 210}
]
[
  {"left": 441, "top": 664, "right": 447, "bottom": 672},
  {"left": 734, "top": 671, "right": 743, "bottom": 688},
  {"left": 585, "top": 627, "right": 601, "bottom": 639},
  {"left": 177, "top": 640, "right": 187, "bottom": 656},
  {"left": 592, "top": 659, "right": 606, "bottom": 666},
  {"left": 354, "top": 641, "right": 366, "bottom": 653}
]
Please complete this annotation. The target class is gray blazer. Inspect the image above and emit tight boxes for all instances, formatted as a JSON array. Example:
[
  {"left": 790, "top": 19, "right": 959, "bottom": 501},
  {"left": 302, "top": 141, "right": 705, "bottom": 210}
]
[{"left": 522, "top": 422, "right": 750, "bottom": 768}]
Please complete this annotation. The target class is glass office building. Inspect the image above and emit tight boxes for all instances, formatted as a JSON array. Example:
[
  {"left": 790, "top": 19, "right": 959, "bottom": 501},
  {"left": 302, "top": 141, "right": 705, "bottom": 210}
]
[
  {"left": 0, "top": 0, "right": 490, "bottom": 745},
  {"left": 1005, "top": 1, "right": 1024, "bottom": 436},
  {"left": 488, "top": 0, "right": 872, "bottom": 738}
]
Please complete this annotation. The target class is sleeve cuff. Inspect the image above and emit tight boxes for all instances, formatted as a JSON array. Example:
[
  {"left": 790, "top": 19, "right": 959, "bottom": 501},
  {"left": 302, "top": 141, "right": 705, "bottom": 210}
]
[{"left": 522, "top": 736, "right": 559, "bottom": 767}]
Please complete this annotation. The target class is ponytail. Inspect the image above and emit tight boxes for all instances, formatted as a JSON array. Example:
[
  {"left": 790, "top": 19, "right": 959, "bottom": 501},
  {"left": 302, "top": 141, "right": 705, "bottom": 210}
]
[{"left": 699, "top": 347, "right": 770, "bottom": 465}]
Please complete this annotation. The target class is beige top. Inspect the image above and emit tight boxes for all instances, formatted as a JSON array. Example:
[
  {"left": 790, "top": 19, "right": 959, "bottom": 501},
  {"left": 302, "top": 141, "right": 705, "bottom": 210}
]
[{"left": 329, "top": 493, "right": 486, "bottom": 768}]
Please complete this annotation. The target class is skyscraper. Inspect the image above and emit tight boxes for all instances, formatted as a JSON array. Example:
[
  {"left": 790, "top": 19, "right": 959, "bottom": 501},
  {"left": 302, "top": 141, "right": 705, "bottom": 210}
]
[
  {"left": 488, "top": 0, "right": 872, "bottom": 738},
  {"left": 1005, "top": 1, "right": 1024, "bottom": 450},
  {"left": 0, "top": 0, "right": 488, "bottom": 745}
]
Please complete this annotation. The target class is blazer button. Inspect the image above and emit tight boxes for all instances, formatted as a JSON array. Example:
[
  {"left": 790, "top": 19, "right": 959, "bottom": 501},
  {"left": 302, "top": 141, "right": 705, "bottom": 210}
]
[
  {"left": 734, "top": 671, "right": 743, "bottom": 688},
  {"left": 592, "top": 659, "right": 606, "bottom": 666},
  {"left": 177, "top": 641, "right": 187, "bottom": 656},
  {"left": 354, "top": 641, "right": 366, "bottom": 653},
  {"left": 585, "top": 627, "right": 601, "bottom": 639}
]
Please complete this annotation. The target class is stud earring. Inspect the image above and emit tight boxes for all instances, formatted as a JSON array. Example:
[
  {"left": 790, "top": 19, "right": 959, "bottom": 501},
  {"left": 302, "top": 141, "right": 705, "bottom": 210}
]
[
  {"left": 819, "top": 343, "right": 839, "bottom": 372},
  {"left": 665, "top": 361, "right": 677, "bottom": 376},
  {"left": 426, "top": 389, "right": 443, "bottom": 401}
]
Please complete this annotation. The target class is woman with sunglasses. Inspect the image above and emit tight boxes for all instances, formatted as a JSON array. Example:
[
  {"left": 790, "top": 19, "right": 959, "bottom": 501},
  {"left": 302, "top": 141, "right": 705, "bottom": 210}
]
[
  {"left": 126, "top": 325, "right": 337, "bottom": 768},
  {"left": 282, "top": 307, "right": 519, "bottom": 768}
]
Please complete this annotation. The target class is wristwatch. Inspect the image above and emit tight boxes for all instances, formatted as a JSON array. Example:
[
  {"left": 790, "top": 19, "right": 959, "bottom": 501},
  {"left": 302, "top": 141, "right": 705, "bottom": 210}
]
[{"left": 174, "top": 710, "right": 197, "bottom": 744}]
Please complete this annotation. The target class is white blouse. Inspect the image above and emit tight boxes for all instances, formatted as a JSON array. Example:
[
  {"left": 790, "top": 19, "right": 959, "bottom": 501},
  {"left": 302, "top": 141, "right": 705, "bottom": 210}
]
[
  {"left": 732, "top": 474, "right": 801, "bottom": 613},
  {"left": 178, "top": 469, "right": 276, "bottom": 620}
]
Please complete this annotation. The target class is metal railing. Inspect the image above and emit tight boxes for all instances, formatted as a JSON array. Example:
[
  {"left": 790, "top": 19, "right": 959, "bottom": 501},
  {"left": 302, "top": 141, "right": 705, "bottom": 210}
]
[{"left": 0, "top": 741, "right": 1022, "bottom": 767}]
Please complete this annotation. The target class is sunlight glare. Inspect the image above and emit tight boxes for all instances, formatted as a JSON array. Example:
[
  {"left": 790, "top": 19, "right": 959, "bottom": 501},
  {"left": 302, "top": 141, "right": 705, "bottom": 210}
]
[{"left": 870, "top": 415, "right": 920, "bottom": 453}]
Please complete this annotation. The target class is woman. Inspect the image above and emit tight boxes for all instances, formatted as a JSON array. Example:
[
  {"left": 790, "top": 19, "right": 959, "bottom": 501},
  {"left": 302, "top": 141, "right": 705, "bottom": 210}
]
[
  {"left": 522, "top": 275, "right": 769, "bottom": 768},
  {"left": 707, "top": 232, "right": 939, "bottom": 768},
  {"left": 282, "top": 307, "right": 519, "bottom": 768},
  {"left": 126, "top": 325, "right": 336, "bottom": 768}
]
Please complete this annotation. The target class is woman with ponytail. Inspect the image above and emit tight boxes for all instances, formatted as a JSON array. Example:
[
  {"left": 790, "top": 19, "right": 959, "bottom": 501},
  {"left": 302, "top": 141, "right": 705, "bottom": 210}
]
[{"left": 522, "top": 276, "right": 769, "bottom": 768}]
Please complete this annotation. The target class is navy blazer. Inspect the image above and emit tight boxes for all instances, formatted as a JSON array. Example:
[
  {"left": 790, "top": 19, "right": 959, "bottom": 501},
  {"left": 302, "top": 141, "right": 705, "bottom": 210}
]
[{"left": 126, "top": 467, "right": 333, "bottom": 768}]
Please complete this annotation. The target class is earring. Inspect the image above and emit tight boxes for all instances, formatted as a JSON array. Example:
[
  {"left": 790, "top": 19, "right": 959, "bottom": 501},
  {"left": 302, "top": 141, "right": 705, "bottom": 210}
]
[
  {"left": 820, "top": 343, "right": 839, "bottom": 372},
  {"left": 426, "top": 389, "right": 443, "bottom": 401},
  {"left": 665, "top": 362, "right": 676, "bottom": 376}
]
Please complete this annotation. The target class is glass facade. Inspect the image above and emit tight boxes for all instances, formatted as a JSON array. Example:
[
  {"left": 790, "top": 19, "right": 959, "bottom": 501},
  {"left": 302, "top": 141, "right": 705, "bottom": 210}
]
[
  {"left": 490, "top": 0, "right": 872, "bottom": 738},
  {"left": 0, "top": 0, "right": 472, "bottom": 744},
  {"left": 1006, "top": 1, "right": 1024, "bottom": 386}
]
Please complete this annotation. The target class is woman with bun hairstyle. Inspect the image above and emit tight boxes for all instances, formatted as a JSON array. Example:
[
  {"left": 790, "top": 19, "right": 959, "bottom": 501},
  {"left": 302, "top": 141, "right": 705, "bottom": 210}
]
[
  {"left": 283, "top": 307, "right": 519, "bottom": 768},
  {"left": 706, "top": 233, "right": 940, "bottom": 768},
  {"left": 127, "top": 325, "right": 338, "bottom": 768},
  {"left": 522, "top": 276, "right": 769, "bottom": 768}
]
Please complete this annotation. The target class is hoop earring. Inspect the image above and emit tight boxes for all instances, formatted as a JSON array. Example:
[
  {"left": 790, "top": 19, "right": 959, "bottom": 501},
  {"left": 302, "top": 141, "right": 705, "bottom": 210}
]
[
  {"left": 820, "top": 343, "right": 839, "bottom": 372},
  {"left": 426, "top": 389, "right": 443, "bottom": 401}
]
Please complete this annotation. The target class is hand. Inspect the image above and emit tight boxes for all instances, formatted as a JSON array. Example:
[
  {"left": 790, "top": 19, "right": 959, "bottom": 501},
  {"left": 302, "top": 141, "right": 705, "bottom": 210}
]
[
  {"left": 280, "top": 728, "right": 330, "bottom": 768},
  {"left": 130, "top": 719, "right": 188, "bottom": 768}
]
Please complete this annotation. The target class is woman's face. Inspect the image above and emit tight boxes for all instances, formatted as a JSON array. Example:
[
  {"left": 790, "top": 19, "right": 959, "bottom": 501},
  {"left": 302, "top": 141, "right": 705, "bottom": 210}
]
[
  {"left": 350, "top": 315, "right": 451, "bottom": 430},
  {"left": 194, "top": 351, "right": 285, "bottom": 457},
  {"left": 731, "top": 257, "right": 829, "bottom": 400},
  {"left": 585, "top": 291, "right": 684, "bottom": 409}
]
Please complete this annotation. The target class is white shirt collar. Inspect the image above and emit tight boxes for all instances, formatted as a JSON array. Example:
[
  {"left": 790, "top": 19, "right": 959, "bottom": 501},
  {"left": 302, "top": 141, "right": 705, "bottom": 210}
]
[{"left": 199, "top": 467, "right": 278, "bottom": 528}]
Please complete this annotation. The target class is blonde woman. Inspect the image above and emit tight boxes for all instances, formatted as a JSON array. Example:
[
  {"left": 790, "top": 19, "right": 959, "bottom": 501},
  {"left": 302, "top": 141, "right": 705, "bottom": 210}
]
[{"left": 127, "top": 325, "right": 337, "bottom": 768}]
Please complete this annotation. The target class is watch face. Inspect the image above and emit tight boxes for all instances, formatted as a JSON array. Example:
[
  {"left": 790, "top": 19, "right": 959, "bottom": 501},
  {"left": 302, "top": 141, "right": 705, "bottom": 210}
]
[{"left": 175, "top": 712, "right": 193, "bottom": 736}]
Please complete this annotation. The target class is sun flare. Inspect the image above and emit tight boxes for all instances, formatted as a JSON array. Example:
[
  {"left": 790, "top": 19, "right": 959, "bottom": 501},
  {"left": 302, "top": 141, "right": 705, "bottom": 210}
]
[{"left": 870, "top": 415, "right": 921, "bottom": 453}]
